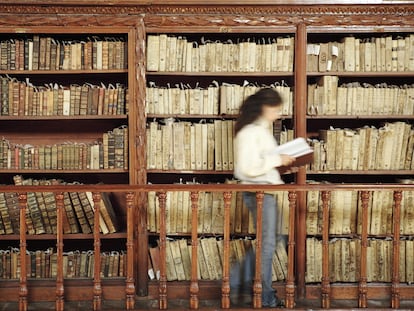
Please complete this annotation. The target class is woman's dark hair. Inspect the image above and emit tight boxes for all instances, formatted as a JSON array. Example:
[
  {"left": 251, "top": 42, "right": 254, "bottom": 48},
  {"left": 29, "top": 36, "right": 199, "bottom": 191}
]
[{"left": 234, "top": 88, "right": 283, "bottom": 134}]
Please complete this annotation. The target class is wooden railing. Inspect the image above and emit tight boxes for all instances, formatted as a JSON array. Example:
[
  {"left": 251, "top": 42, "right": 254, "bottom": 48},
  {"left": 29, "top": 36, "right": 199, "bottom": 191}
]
[{"left": 0, "top": 183, "right": 413, "bottom": 310}]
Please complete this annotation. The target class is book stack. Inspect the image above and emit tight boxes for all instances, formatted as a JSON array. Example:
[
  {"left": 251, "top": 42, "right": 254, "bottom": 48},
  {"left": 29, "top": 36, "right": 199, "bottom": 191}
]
[
  {"left": 308, "top": 121, "right": 414, "bottom": 171},
  {"left": 306, "top": 238, "right": 402, "bottom": 283},
  {"left": 306, "top": 238, "right": 361, "bottom": 283},
  {"left": 147, "top": 188, "right": 290, "bottom": 236},
  {"left": 305, "top": 188, "right": 414, "bottom": 236},
  {"left": 148, "top": 238, "right": 288, "bottom": 282},
  {"left": 0, "top": 125, "right": 128, "bottom": 170},
  {"left": 307, "top": 76, "right": 414, "bottom": 116},
  {"left": 146, "top": 34, "right": 294, "bottom": 72},
  {"left": 0, "top": 36, "right": 127, "bottom": 71},
  {"left": 0, "top": 176, "right": 118, "bottom": 235},
  {"left": 146, "top": 81, "right": 292, "bottom": 116},
  {"left": 0, "top": 247, "right": 126, "bottom": 279},
  {"left": 146, "top": 120, "right": 234, "bottom": 171},
  {"left": 0, "top": 76, "right": 128, "bottom": 116},
  {"left": 307, "top": 34, "right": 414, "bottom": 72}
]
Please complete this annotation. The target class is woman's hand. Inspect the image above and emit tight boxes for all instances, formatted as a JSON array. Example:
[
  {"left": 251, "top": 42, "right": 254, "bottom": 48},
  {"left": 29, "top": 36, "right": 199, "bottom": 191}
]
[{"left": 280, "top": 154, "right": 295, "bottom": 167}]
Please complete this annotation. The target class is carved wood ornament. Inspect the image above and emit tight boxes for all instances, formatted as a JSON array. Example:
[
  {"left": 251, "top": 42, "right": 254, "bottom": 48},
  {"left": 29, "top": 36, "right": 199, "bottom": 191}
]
[{"left": 0, "top": 5, "right": 412, "bottom": 27}]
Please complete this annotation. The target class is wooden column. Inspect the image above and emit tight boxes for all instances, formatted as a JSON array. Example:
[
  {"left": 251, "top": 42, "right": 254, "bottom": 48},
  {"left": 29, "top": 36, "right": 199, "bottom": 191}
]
[
  {"left": 92, "top": 192, "right": 102, "bottom": 311},
  {"left": 133, "top": 17, "right": 150, "bottom": 297},
  {"left": 392, "top": 190, "right": 402, "bottom": 309},
  {"left": 55, "top": 192, "right": 64, "bottom": 311},
  {"left": 18, "top": 193, "right": 28, "bottom": 311},
  {"left": 285, "top": 191, "right": 297, "bottom": 309},
  {"left": 358, "top": 191, "right": 370, "bottom": 308},
  {"left": 190, "top": 191, "right": 199, "bottom": 310},
  {"left": 253, "top": 191, "right": 264, "bottom": 309},
  {"left": 157, "top": 191, "right": 168, "bottom": 309},
  {"left": 221, "top": 191, "right": 232, "bottom": 309},
  {"left": 125, "top": 192, "right": 136, "bottom": 310},
  {"left": 294, "top": 22, "right": 308, "bottom": 299},
  {"left": 321, "top": 191, "right": 331, "bottom": 309}
]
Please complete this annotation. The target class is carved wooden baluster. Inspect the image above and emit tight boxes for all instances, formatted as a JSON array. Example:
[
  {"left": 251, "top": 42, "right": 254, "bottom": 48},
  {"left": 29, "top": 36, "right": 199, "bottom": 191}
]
[
  {"left": 358, "top": 191, "right": 370, "bottom": 308},
  {"left": 157, "top": 191, "right": 168, "bottom": 309},
  {"left": 190, "top": 191, "right": 199, "bottom": 309},
  {"left": 221, "top": 191, "right": 232, "bottom": 309},
  {"left": 321, "top": 190, "right": 331, "bottom": 309},
  {"left": 285, "top": 191, "right": 297, "bottom": 309},
  {"left": 125, "top": 192, "right": 136, "bottom": 310},
  {"left": 92, "top": 192, "right": 102, "bottom": 311},
  {"left": 54, "top": 192, "right": 65, "bottom": 311},
  {"left": 18, "top": 193, "right": 28, "bottom": 311},
  {"left": 392, "top": 190, "right": 402, "bottom": 309},
  {"left": 253, "top": 191, "right": 264, "bottom": 309}
]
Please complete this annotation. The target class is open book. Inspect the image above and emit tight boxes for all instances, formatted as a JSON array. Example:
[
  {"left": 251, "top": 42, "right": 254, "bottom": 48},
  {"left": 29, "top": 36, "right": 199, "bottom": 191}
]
[{"left": 272, "top": 137, "right": 314, "bottom": 174}]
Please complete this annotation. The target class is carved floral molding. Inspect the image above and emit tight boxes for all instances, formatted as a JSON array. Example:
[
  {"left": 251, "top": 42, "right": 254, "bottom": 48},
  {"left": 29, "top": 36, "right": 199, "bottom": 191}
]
[{"left": 0, "top": 4, "right": 412, "bottom": 27}]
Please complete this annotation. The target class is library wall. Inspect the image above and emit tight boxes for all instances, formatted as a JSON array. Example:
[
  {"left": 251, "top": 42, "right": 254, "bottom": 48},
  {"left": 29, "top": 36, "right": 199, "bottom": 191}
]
[{"left": 0, "top": 1, "right": 413, "bottom": 310}]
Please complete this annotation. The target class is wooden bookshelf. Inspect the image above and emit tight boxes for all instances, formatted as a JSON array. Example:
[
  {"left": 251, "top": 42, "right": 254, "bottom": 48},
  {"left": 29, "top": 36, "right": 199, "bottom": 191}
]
[{"left": 0, "top": 1, "right": 413, "bottom": 311}]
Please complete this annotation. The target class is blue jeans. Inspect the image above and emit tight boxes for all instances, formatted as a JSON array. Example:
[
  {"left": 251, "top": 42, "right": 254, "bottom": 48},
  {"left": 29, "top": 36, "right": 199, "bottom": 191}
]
[{"left": 230, "top": 192, "right": 278, "bottom": 306}]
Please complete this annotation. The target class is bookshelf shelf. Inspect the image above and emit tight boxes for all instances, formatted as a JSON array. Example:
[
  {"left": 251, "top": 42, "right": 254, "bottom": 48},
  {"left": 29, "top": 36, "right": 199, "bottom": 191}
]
[
  {"left": 0, "top": 232, "right": 127, "bottom": 240},
  {"left": 146, "top": 71, "right": 294, "bottom": 77},
  {"left": 306, "top": 115, "right": 414, "bottom": 120},
  {"left": 147, "top": 114, "right": 292, "bottom": 120},
  {"left": 0, "top": 169, "right": 128, "bottom": 174},
  {"left": 147, "top": 169, "right": 234, "bottom": 175},
  {"left": 0, "top": 69, "right": 128, "bottom": 75},
  {"left": 307, "top": 71, "right": 414, "bottom": 77},
  {"left": 0, "top": 115, "right": 128, "bottom": 121},
  {"left": 307, "top": 170, "right": 414, "bottom": 175}
]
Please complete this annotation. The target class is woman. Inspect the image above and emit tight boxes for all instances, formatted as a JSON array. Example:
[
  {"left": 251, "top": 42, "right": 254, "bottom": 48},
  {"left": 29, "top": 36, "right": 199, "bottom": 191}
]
[{"left": 231, "top": 88, "right": 294, "bottom": 308}]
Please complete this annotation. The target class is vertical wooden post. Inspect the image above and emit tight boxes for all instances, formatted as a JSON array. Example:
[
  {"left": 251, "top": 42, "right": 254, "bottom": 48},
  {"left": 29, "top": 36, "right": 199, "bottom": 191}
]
[
  {"left": 221, "top": 191, "right": 232, "bottom": 309},
  {"left": 18, "top": 193, "right": 28, "bottom": 311},
  {"left": 359, "top": 191, "right": 370, "bottom": 308},
  {"left": 294, "top": 22, "right": 308, "bottom": 300},
  {"left": 132, "top": 17, "right": 149, "bottom": 297},
  {"left": 190, "top": 191, "right": 199, "bottom": 309},
  {"left": 392, "top": 190, "right": 402, "bottom": 309},
  {"left": 125, "top": 192, "right": 136, "bottom": 310},
  {"left": 92, "top": 192, "right": 102, "bottom": 311},
  {"left": 321, "top": 191, "right": 331, "bottom": 309},
  {"left": 55, "top": 192, "right": 64, "bottom": 311},
  {"left": 253, "top": 191, "right": 264, "bottom": 309},
  {"left": 157, "top": 191, "right": 168, "bottom": 309},
  {"left": 285, "top": 191, "right": 297, "bottom": 309}
]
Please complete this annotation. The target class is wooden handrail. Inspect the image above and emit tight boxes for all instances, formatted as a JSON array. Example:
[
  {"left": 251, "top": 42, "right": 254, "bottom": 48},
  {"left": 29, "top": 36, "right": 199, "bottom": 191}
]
[{"left": 2, "top": 183, "right": 414, "bottom": 193}]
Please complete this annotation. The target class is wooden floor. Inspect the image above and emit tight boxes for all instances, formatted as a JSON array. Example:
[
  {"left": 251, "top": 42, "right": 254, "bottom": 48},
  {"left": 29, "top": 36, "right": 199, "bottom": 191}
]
[{"left": 1, "top": 298, "right": 414, "bottom": 310}]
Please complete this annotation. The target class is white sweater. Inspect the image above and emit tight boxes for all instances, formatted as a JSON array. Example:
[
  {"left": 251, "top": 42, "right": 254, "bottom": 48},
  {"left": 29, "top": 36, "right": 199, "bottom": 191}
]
[{"left": 234, "top": 118, "right": 284, "bottom": 185}]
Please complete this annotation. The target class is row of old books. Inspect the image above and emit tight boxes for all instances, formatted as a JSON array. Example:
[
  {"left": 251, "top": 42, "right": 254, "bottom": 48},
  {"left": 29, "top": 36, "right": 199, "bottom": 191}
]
[
  {"left": 307, "top": 76, "right": 414, "bottom": 116},
  {"left": 146, "top": 81, "right": 292, "bottom": 116},
  {"left": 146, "top": 34, "right": 295, "bottom": 72},
  {"left": 307, "top": 34, "right": 414, "bottom": 72},
  {"left": 0, "top": 76, "right": 128, "bottom": 116},
  {"left": 308, "top": 121, "right": 414, "bottom": 171},
  {"left": 146, "top": 120, "right": 234, "bottom": 171},
  {"left": 306, "top": 191, "right": 406, "bottom": 235},
  {"left": 306, "top": 238, "right": 414, "bottom": 283},
  {"left": 147, "top": 188, "right": 290, "bottom": 235},
  {"left": 0, "top": 247, "right": 126, "bottom": 279},
  {"left": 0, "top": 36, "right": 127, "bottom": 71},
  {"left": 0, "top": 125, "right": 128, "bottom": 170},
  {"left": 306, "top": 187, "right": 414, "bottom": 236},
  {"left": 148, "top": 238, "right": 288, "bottom": 282},
  {"left": 0, "top": 176, "right": 118, "bottom": 236}
]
